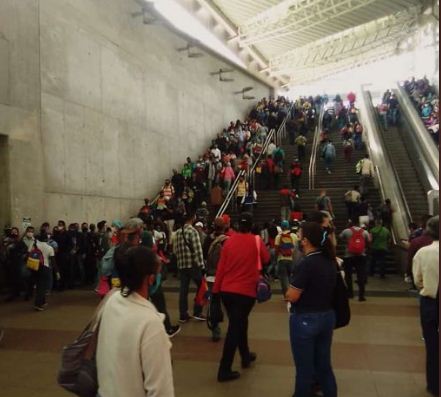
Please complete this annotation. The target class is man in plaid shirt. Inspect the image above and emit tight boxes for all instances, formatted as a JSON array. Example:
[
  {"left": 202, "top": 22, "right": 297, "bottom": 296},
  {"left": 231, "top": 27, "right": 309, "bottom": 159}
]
[{"left": 173, "top": 211, "right": 205, "bottom": 323}]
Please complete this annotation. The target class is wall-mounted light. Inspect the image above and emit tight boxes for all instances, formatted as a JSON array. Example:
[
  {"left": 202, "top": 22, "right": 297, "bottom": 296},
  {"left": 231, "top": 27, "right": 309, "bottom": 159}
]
[
  {"left": 234, "top": 86, "right": 255, "bottom": 99},
  {"left": 177, "top": 42, "right": 204, "bottom": 58},
  {"left": 210, "top": 68, "right": 235, "bottom": 82}
]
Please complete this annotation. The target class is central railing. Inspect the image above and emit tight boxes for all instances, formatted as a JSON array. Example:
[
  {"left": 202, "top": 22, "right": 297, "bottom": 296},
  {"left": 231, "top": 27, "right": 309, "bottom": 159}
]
[
  {"left": 215, "top": 104, "right": 294, "bottom": 218},
  {"left": 308, "top": 103, "right": 324, "bottom": 190}
]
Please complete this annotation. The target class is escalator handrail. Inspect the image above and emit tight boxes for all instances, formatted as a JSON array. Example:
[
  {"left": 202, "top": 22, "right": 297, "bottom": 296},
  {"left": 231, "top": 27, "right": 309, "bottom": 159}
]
[{"left": 308, "top": 104, "right": 324, "bottom": 190}]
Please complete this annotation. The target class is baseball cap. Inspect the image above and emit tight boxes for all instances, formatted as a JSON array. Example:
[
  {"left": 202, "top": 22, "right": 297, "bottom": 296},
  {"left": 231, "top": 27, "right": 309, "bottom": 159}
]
[
  {"left": 195, "top": 222, "right": 204, "bottom": 228},
  {"left": 111, "top": 219, "right": 124, "bottom": 229},
  {"left": 239, "top": 212, "right": 253, "bottom": 228},
  {"left": 221, "top": 214, "right": 231, "bottom": 225},
  {"left": 121, "top": 218, "right": 144, "bottom": 234},
  {"left": 281, "top": 220, "right": 290, "bottom": 230}
]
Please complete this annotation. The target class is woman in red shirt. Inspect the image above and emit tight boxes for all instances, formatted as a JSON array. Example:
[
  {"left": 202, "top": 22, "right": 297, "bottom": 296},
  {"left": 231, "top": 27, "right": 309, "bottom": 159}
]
[{"left": 213, "top": 212, "right": 270, "bottom": 382}]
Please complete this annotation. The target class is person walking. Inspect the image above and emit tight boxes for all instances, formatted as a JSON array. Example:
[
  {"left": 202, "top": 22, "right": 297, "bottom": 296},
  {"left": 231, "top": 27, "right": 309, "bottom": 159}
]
[
  {"left": 412, "top": 215, "right": 439, "bottom": 397},
  {"left": 295, "top": 134, "right": 307, "bottom": 162},
  {"left": 173, "top": 211, "right": 206, "bottom": 323},
  {"left": 369, "top": 219, "right": 391, "bottom": 278},
  {"left": 344, "top": 186, "right": 361, "bottom": 222},
  {"left": 275, "top": 220, "right": 298, "bottom": 296},
  {"left": 315, "top": 189, "right": 334, "bottom": 220},
  {"left": 286, "top": 222, "right": 338, "bottom": 397},
  {"left": 357, "top": 154, "right": 374, "bottom": 196},
  {"left": 339, "top": 222, "right": 371, "bottom": 301},
  {"left": 322, "top": 140, "right": 336, "bottom": 174},
  {"left": 290, "top": 159, "right": 303, "bottom": 195},
  {"left": 213, "top": 212, "right": 270, "bottom": 382},
  {"left": 235, "top": 175, "right": 248, "bottom": 212}
]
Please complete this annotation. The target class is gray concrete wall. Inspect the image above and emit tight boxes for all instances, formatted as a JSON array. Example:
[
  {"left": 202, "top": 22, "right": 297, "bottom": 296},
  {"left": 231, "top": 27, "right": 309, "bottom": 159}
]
[{"left": 0, "top": 0, "right": 270, "bottom": 231}]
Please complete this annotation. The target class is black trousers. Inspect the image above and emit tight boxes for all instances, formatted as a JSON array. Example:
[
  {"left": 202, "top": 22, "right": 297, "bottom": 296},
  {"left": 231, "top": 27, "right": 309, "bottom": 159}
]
[
  {"left": 150, "top": 284, "right": 172, "bottom": 331},
  {"left": 420, "top": 296, "right": 439, "bottom": 395},
  {"left": 343, "top": 256, "right": 367, "bottom": 299},
  {"left": 219, "top": 292, "right": 255, "bottom": 373}
]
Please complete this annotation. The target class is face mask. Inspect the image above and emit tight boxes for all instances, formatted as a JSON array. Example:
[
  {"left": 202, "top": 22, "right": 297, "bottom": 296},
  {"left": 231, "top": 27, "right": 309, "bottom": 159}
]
[
  {"left": 149, "top": 273, "right": 162, "bottom": 296},
  {"left": 26, "top": 232, "right": 34, "bottom": 238},
  {"left": 82, "top": 228, "right": 88, "bottom": 233}
]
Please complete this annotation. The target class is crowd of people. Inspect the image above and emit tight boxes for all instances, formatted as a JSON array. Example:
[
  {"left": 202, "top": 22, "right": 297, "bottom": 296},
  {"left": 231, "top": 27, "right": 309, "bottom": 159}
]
[
  {"left": 403, "top": 76, "right": 439, "bottom": 144},
  {"left": 0, "top": 92, "right": 437, "bottom": 397}
]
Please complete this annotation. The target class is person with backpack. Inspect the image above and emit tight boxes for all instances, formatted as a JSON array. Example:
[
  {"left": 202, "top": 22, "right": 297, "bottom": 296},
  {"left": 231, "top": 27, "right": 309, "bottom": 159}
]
[
  {"left": 315, "top": 189, "right": 334, "bottom": 220},
  {"left": 344, "top": 186, "right": 361, "bottom": 221},
  {"left": 356, "top": 153, "right": 375, "bottom": 196},
  {"left": 322, "top": 139, "right": 336, "bottom": 174},
  {"left": 339, "top": 222, "right": 371, "bottom": 301},
  {"left": 279, "top": 185, "right": 294, "bottom": 221},
  {"left": 275, "top": 220, "right": 298, "bottom": 296},
  {"left": 369, "top": 219, "right": 391, "bottom": 278},
  {"left": 204, "top": 218, "right": 229, "bottom": 342},
  {"left": 25, "top": 230, "right": 56, "bottom": 311},
  {"left": 272, "top": 144, "right": 285, "bottom": 168},
  {"left": 295, "top": 134, "right": 307, "bottom": 162},
  {"left": 290, "top": 159, "right": 303, "bottom": 195},
  {"left": 96, "top": 245, "right": 175, "bottom": 397}
]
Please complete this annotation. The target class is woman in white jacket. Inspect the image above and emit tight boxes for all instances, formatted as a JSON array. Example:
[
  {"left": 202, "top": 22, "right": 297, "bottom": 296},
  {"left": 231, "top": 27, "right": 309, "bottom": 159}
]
[{"left": 96, "top": 246, "right": 174, "bottom": 397}]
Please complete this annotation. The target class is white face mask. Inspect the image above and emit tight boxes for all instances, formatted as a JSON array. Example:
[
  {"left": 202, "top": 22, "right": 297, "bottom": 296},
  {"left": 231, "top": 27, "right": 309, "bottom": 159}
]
[{"left": 26, "top": 232, "right": 34, "bottom": 238}]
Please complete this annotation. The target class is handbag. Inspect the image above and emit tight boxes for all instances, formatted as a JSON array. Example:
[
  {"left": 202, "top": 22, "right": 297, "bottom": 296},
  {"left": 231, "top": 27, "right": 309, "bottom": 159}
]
[
  {"left": 255, "top": 235, "right": 271, "bottom": 303},
  {"left": 333, "top": 268, "right": 351, "bottom": 329},
  {"left": 58, "top": 289, "right": 116, "bottom": 397}
]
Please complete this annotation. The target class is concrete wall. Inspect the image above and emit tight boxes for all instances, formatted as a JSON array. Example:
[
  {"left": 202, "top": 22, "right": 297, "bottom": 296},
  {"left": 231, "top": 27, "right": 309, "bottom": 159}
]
[{"left": 0, "top": 0, "right": 270, "bottom": 231}]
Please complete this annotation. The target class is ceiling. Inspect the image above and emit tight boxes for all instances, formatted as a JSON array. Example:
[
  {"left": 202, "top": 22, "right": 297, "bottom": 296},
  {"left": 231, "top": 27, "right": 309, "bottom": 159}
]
[{"left": 189, "top": 0, "right": 434, "bottom": 86}]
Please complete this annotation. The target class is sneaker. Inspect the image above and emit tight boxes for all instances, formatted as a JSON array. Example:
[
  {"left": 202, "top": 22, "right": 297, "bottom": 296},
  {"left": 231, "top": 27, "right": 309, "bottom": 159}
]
[
  {"left": 33, "top": 305, "right": 45, "bottom": 311},
  {"left": 192, "top": 314, "right": 206, "bottom": 321},
  {"left": 166, "top": 325, "right": 181, "bottom": 338},
  {"left": 178, "top": 315, "right": 190, "bottom": 324}
]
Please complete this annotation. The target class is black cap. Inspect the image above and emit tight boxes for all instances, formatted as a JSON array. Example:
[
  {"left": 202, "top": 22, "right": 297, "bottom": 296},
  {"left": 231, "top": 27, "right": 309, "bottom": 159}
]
[{"left": 239, "top": 212, "right": 253, "bottom": 228}]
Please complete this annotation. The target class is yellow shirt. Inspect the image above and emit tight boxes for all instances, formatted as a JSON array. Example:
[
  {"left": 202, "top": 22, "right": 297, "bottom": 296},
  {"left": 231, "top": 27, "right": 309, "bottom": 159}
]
[
  {"left": 237, "top": 181, "right": 248, "bottom": 197},
  {"left": 275, "top": 232, "right": 298, "bottom": 261},
  {"left": 413, "top": 241, "right": 439, "bottom": 299}
]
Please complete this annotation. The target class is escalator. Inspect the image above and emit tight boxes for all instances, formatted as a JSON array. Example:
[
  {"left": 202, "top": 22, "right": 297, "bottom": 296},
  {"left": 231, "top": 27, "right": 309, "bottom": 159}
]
[{"left": 369, "top": 96, "right": 429, "bottom": 221}]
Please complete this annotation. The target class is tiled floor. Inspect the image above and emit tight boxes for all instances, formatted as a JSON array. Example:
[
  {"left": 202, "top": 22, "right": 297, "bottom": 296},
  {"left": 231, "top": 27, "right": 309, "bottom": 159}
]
[{"left": 0, "top": 277, "right": 431, "bottom": 397}]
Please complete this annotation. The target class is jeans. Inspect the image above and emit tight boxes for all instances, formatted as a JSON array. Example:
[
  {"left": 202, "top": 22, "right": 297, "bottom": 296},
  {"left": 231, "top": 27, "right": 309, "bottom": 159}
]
[
  {"left": 389, "top": 108, "right": 398, "bottom": 125},
  {"left": 420, "top": 296, "right": 439, "bottom": 395},
  {"left": 207, "top": 282, "right": 221, "bottom": 339},
  {"left": 345, "top": 201, "right": 356, "bottom": 221},
  {"left": 178, "top": 267, "right": 203, "bottom": 319},
  {"left": 281, "top": 206, "right": 290, "bottom": 221},
  {"left": 290, "top": 310, "right": 337, "bottom": 397},
  {"left": 219, "top": 292, "right": 255, "bottom": 374},
  {"left": 343, "top": 256, "right": 367, "bottom": 299},
  {"left": 266, "top": 248, "right": 278, "bottom": 277},
  {"left": 354, "top": 134, "right": 363, "bottom": 150},
  {"left": 277, "top": 259, "right": 293, "bottom": 296},
  {"left": 370, "top": 249, "right": 387, "bottom": 277},
  {"left": 150, "top": 284, "right": 172, "bottom": 331}
]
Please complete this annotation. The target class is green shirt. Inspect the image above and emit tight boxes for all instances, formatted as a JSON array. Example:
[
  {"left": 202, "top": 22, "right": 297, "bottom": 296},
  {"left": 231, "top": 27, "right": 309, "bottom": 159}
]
[{"left": 370, "top": 226, "right": 390, "bottom": 251}]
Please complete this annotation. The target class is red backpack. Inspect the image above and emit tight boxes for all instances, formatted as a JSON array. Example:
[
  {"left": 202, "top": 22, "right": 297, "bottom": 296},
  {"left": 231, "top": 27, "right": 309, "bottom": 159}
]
[
  {"left": 291, "top": 166, "right": 302, "bottom": 176},
  {"left": 347, "top": 227, "right": 365, "bottom": 255}
]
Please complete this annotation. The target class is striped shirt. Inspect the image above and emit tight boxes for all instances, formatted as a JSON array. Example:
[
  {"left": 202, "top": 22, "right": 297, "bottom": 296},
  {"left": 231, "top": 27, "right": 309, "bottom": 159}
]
[{"left": 172, "top": 224, "right": 204, "bottom": 270}]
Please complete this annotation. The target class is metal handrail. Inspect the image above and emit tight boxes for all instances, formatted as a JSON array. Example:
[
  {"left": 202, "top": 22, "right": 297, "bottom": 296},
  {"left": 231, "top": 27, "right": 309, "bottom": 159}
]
[
  {"left": 215, "top": 104, "right": 294, "bottom": 218},
  {"left": 308, "top": 104, "right": 324, "bottom": 190}
]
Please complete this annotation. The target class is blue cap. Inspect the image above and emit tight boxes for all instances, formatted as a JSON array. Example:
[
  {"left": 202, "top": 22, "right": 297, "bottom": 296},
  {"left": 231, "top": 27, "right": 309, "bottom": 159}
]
[{"left": 281, "top": 220, "right": 290, "bottom": 230}]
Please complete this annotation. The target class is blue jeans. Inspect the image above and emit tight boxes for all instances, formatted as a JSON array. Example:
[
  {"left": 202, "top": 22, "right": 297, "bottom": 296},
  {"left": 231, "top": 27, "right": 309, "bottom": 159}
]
[
  {"left": 277, "top": 259, "right": 293, "bottom": 296},
  {"left": 324, "top": 157, "right": 333, "bottom": 170},
  {"left": 290, "top": 310, "right": 337, "bottom": 397}
]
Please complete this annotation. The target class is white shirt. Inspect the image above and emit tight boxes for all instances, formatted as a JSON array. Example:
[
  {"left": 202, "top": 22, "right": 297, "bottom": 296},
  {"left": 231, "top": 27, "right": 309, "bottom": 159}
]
[
  {"left": 361, "top": 158, "right": 374, "bottom": 176},
  {"left": 97, "top": 292, "right": 174, "bottom": 397},
  {"left": 267, "top": 142, "right": 276, "bottom": 155},
  {"left": 211, "top": 148, "right": 221, "bottom": 161},
  {"left": 28, "top": 240, "right": 55, "bottom": 267},
  {"left": 413, "top": 241, "right": 439, "bottom": 299}
]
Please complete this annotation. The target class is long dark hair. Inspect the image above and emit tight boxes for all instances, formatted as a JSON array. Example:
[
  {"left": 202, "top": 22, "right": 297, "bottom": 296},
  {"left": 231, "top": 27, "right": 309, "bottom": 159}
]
[{"left": 300, "top": 222, "right": 336, "bottom": 261}]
